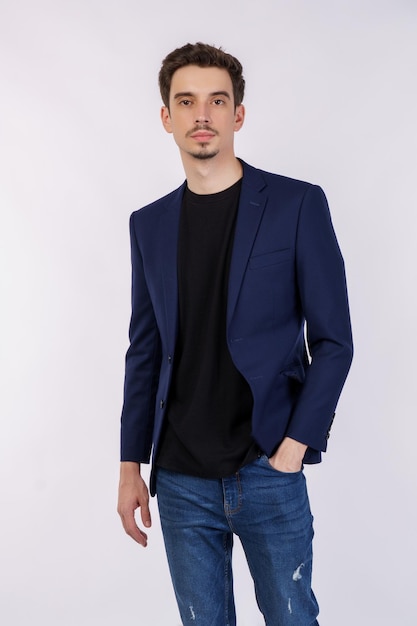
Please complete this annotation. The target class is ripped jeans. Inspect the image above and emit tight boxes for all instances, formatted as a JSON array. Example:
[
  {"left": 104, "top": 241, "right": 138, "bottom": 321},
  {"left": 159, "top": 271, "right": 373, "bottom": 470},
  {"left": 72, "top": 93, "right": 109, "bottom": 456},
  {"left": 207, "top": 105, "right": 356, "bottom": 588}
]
[{"left": 156, "top": 455, "right": 319, "bottom": 625}]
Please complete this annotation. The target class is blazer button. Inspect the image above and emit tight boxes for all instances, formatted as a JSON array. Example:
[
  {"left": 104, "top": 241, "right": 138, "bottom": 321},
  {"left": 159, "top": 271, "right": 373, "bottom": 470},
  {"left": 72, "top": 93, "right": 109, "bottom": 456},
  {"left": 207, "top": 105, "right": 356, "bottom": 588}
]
[
  {"left": 168, "top": 355, "right": 172, "bottom": 364},
  {"left": 160, "top": 400, "right": 165, "bottom": 409}
]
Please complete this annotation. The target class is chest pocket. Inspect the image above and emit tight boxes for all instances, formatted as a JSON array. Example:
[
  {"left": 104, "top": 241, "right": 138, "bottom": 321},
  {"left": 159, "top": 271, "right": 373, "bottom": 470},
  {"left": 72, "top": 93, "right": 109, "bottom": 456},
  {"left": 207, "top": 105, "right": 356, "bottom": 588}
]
[{"left": 249, "top": 248, "right": 291, "bottom": 269}]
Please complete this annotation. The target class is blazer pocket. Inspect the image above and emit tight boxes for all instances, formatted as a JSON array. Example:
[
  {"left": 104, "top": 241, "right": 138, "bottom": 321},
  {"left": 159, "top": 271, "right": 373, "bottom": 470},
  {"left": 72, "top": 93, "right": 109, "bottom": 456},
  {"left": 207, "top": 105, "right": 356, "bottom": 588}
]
[
  {"left": 281, "top": 362, "right": 306, "bottom": 383},
  {"left": 249, "top": 248, "right": 291, "bottom": 269}
]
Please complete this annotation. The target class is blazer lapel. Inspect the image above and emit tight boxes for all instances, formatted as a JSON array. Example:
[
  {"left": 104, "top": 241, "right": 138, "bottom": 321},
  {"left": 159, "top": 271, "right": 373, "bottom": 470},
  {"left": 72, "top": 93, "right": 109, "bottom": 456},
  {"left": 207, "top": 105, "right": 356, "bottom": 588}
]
[
  {"left": 158, "top": 183, "right": 185, "bottom": 351},
  {"left": 227, "top": 163, "right": 267, "bottom": 326},
  {"left": 157, "top": 164, "right": 267, "bottom": 341}
]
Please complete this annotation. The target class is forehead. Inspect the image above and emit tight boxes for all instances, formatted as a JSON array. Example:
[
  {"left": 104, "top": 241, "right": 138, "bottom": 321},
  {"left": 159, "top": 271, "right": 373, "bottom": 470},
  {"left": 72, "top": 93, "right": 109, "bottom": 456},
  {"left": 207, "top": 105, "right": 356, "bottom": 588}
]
[{"left": 170, "top": 65, "right": 233, "bottom": 99}]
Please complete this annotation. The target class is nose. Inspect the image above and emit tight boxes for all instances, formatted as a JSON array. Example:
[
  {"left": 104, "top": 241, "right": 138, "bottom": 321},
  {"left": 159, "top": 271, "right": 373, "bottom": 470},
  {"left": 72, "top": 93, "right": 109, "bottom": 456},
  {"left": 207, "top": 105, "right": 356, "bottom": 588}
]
[{"left": 195, "top": 103, "right": 211, "bottom": 124}]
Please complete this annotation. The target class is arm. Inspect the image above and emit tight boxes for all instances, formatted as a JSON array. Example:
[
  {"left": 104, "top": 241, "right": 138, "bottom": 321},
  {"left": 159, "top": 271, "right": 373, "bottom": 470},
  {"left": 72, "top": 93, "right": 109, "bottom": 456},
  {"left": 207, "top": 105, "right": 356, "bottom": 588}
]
[
  {"left": 118, "top": 213, "right": 162, "bottom": 543},
  {"left": 284, "top": 185, "right": 353, "bottom": 455},
  {"left": 120, "top": 212, "right": 162, "bottom": 464}
]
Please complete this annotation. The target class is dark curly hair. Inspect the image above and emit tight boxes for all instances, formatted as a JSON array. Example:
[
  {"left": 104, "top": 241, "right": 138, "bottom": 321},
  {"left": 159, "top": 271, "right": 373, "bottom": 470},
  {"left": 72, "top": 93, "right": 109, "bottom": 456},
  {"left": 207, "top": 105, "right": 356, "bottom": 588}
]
[{"left": 158, "top": 42, "right": 245, "bottom": 109}]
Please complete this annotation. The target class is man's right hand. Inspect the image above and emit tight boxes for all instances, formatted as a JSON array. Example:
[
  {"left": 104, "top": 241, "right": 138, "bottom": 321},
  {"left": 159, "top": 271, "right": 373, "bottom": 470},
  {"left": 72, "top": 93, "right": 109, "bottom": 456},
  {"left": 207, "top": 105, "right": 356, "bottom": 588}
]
[{"left": 117, "top": 461, "right": 151, "bottom": 547}]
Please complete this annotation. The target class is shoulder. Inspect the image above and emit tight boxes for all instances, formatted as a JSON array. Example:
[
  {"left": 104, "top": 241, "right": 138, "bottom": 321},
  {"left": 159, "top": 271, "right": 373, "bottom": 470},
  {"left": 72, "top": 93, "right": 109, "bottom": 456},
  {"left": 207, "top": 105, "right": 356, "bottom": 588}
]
[
  {"left": 242, "top": 161, "right": 327, "bottom": 208},
  {"left": 241, "top": 160, "right": 322, "bottom": 199},
  {"left": 130, "top": 182, "right": 186, "bottom": 225}
]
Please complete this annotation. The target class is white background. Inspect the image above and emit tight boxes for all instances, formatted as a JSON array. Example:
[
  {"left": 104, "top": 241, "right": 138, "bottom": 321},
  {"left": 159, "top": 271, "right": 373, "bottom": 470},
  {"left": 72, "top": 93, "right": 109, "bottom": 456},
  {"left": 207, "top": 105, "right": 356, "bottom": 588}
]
[{"left": 1, "top": 1, "right": 416, "bottom": 624}]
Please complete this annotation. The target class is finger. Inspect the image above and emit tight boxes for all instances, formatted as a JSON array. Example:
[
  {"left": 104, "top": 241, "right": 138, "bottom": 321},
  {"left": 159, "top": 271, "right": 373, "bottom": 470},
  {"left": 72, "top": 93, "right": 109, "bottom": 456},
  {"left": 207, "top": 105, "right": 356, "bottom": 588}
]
[
  {"left": 120, "top": 511, "right": 148, "bottom": 547},
  {"left": 140, "top": 501, "right": 152, "bottom": 529}
]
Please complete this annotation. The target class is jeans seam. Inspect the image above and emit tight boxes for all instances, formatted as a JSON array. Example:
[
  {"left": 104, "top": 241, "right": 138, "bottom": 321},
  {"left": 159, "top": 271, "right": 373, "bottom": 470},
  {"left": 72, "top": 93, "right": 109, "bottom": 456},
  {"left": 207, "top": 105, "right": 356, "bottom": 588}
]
[
  {"left": 227, "top": 472, "right": 243, "bottom": 516},
  {"left": 223, "top": 533, "right": 230, "bottom": 626}
]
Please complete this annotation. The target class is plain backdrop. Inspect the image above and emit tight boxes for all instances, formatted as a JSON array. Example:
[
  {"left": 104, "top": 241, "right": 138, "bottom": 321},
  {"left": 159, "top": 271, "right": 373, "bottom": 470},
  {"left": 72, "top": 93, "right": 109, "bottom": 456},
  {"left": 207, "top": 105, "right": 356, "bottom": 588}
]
[{"left": 1, "top": 1, "right": 416, "bottom": 624}]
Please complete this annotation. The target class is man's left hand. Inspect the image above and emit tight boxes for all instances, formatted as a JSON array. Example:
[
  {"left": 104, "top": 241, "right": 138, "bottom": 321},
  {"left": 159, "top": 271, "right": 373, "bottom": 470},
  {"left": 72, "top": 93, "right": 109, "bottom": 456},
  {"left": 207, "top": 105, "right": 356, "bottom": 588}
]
[{"left": 268, "top": 437, "right": 307, "bottom": 473}]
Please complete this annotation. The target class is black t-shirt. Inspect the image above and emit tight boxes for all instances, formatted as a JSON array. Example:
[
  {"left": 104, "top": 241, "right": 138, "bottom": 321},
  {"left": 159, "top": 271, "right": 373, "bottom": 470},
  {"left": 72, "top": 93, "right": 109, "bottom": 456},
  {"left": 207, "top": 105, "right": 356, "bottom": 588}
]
[{"left": 156, "top": 179, "right": 259, "bottom": 477}]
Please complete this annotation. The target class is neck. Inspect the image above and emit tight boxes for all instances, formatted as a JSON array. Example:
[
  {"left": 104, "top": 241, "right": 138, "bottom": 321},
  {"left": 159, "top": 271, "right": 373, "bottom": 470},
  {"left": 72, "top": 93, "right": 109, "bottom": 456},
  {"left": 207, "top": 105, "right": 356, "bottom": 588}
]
[{"left": 181, "top": 153, "right": 243, "bottom": 195}]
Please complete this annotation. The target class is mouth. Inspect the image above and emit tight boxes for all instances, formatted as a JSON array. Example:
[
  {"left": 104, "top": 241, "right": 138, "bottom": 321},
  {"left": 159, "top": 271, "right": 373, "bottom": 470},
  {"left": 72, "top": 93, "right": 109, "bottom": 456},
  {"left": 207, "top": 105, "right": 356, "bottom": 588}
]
[
  {"left": 188, "top": 126, "right": 217, "bottom": 142},
  {"left": 190, "top": 131, "right": 216, "bottom": 142}
]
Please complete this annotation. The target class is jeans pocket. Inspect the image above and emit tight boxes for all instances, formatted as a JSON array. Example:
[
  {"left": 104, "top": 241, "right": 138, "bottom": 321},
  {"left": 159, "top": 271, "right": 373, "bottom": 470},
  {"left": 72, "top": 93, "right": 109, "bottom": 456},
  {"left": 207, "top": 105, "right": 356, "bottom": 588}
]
[{"left": 260, "top": 454, "right": 303, "bottom": 476}]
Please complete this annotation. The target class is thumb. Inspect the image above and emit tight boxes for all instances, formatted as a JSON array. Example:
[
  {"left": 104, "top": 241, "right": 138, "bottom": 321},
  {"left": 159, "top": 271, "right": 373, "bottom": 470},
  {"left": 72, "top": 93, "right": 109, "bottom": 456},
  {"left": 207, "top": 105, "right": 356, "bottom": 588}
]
[{"left": 141, "top": 501, "right": 152, "bottom": 528}]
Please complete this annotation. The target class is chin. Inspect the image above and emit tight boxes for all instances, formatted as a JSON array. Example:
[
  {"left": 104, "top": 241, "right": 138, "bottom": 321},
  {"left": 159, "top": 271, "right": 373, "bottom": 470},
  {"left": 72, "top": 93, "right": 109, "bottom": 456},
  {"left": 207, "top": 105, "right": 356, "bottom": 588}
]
[{"left": 189, "top": 149, "right": 219, "bottom": 160}]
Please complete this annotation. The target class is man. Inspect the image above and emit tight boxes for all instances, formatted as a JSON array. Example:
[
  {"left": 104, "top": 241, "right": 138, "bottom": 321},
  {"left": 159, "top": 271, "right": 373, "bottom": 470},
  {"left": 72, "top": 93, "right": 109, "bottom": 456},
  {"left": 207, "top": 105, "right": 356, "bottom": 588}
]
[{"left": 117, "top": 42, "right": 353, "bottom": 625}]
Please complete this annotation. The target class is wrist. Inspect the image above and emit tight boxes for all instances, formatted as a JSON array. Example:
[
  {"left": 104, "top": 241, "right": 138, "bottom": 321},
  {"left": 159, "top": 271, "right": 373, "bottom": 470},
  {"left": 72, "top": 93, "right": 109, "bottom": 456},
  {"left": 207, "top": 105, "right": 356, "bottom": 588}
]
[
  {"left": 283, "top": 437, "right": 307, "bottom": 456},
  {"left": 119, "top": 461, "right": 141, "bottom": 480}
]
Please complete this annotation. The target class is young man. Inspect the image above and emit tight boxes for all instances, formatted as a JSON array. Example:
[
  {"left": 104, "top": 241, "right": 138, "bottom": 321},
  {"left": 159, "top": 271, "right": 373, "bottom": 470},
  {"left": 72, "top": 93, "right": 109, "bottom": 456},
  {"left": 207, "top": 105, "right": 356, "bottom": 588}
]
[{"left": 117, "top": 42, "right": 353, "bottom": 625}]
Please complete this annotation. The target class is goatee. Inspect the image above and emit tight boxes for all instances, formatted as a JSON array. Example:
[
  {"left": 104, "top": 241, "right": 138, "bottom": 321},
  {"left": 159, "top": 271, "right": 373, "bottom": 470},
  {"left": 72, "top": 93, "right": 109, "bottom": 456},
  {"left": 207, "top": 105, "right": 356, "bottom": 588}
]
[{"left": 189, "top": 147, "right": 219, "bottom": 160}]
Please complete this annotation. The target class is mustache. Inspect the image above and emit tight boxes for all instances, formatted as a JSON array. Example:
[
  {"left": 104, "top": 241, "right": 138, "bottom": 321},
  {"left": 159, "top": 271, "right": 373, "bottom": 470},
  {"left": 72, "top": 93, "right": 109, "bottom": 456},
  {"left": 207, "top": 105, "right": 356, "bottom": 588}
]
[{"left": 186, "top": 125, "right": 218, "bottom": 137}]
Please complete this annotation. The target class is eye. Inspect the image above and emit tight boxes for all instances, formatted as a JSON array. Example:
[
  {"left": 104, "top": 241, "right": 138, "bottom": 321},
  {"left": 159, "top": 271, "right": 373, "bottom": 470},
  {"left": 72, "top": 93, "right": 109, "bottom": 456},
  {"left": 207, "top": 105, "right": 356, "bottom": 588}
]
[
  {"left": 179, "top": 99, "right": 192, "bottom": 106},
  {"left": 213, "top": 99, "right": 225, "bottom": 105}
]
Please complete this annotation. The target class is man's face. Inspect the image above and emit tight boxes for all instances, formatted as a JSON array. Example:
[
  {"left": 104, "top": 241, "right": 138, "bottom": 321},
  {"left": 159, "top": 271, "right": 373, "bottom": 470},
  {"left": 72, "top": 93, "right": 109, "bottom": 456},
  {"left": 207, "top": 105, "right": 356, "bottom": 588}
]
[{"left": 161, "top": 65, "right": 245, "bottom": 161}]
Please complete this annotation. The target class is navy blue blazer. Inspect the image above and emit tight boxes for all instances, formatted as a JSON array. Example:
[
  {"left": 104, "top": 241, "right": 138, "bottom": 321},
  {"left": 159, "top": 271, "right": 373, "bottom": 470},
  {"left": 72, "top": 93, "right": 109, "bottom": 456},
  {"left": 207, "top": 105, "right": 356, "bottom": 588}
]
[{"left": 121, "top": 161, "right": 353, "bottom": 494}]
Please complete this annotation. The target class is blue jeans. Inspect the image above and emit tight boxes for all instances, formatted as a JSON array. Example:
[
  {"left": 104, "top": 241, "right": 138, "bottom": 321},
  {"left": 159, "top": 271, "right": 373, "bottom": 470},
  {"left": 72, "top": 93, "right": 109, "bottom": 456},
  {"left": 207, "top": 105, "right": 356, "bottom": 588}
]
[{"left": 156, "top": 455, "right": 319, "bottom": 625}]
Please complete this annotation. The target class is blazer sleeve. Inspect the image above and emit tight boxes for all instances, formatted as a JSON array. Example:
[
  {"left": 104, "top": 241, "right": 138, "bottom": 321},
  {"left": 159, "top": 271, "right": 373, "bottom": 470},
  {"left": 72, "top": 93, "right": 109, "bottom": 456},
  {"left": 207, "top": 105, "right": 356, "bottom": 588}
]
[
  {"left": 285, "top": 185, "right": 353, "bottom": 453},
  {"left": 120, "top": 213, "right": 162, "bottom": 463}
]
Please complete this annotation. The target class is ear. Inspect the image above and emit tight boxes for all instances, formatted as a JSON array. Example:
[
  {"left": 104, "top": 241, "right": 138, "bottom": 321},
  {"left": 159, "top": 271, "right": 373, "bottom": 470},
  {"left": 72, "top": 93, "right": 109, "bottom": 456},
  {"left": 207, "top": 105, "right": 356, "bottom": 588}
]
[
  {"left": 161, "top": 106, "right": 173, "bottom": 134},
  {"left": 234, "top": 104, "right": 245, "bottom": 132}
]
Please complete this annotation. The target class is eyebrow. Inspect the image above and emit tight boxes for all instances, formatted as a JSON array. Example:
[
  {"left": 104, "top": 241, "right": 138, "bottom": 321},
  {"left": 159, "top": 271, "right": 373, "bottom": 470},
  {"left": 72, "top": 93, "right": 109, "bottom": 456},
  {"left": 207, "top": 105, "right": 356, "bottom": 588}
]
[{"left": 173, "top": 90, "right": 232, "bottom": 100}]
